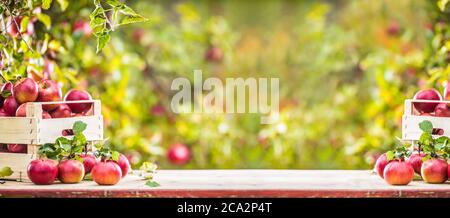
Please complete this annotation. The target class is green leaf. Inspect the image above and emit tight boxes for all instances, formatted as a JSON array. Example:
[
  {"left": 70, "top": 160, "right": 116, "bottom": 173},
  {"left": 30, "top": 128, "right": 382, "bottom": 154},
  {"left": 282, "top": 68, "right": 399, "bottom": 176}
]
[
  {"left": 56, "top": 0, "right": 69, "bottom": 11},
  {"left": 1, "top": 90, "right": 11, "bottom": 98},
  {"left": 96, "top": 32, "right": 110, "bottom": 53},
  {"left": 73, "top": 121, "right": 87, "bottom": 134},
  {"left": 83, "top": 173, "right": 93, "bottom": 181},
  {"left": 111, "top": 151, "right": 120, "bottom": 161},
  {"left": 0, "top": 167, "right": 13, "bottom": 178},
  {"left": 42, "top": 0, "right": 52, "bottom": 9},
  {"left": 438, "top": 0, "right": 449, "bottom": 11},
  {"left": 145, "top": 180, "right": 160, "bottom": 187},
  {"left": 419, "top": 120, "right": 433, "bottom": 134},
  {"left": 385, "top": 151, "right": 395, "bottom": 161},
  {"left": 36, "top": 14, "right": 51, "bottom": 30},
  {"left": 116, "top": 5, "right": 148, "bottom": 26}
]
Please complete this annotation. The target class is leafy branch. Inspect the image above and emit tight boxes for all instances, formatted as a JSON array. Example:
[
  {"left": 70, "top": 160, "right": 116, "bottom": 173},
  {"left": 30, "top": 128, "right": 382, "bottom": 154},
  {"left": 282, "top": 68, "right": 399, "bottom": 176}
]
[
  {"left": 416, "top": 120, "right": 450, "bottom": 160},
  {"left": 139, "top": 162, "right": 159, "bottom": 187},
  {"left": 89, "top": 0, "right": 147, "bottom": 53},
  {"left": 38, "top": 121, "right": 88, "bottom": 161}
]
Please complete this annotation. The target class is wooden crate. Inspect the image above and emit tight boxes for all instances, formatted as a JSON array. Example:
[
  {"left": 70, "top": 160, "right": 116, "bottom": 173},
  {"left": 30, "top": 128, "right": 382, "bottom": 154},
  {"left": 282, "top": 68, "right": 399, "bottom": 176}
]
[
  {"left": 0, "top": 100, "right": 103, "bottom": 181},
  {"left": 402, "top": 99, "right": 450, "bottom": 141}
]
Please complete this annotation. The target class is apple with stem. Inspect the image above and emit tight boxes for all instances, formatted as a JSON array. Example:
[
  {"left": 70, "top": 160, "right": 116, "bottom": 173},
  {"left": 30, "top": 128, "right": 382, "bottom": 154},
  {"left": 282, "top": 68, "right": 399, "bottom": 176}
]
[
  {"left": 13, "top": 78, "right": 39, "bottom": 104},
  {"left": 383, "top": 161, "right": 414, "bottom": 185},
  {"left": 91, "top": 161, "right": 122, "bottom": 185},
  {"left": 64, "top": 89, "right": 92, "bottom": 113},
  {"left": 37, "top": 79, "right": 62, "bottom": 111},
  {"left": 413, "top": 89, "right": 442, "bottom": 113},
  {"left": 58, "top": 159, "right": 85, "bottom": 184},
  {"left": 421, "top": 159, "right": 448, "bottom": 184},
  {"left": 27, "top": 159, "right": 59, "bottom": 185}
]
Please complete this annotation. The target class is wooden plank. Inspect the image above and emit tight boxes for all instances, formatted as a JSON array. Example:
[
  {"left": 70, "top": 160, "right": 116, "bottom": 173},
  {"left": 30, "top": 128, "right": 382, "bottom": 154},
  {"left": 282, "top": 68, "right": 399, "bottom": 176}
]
[
  {"left": 0, "top": 118, "right": 37, "bottom": 144},
  {"left": 403, "top": 115, "right": 450, "bottom": 140},
  {"left": 36, "top": 116, "right": 103, "bottom": 144},
  {"left": 0, "top": 152, "right": 34, "bottom": 181},
  {"left": 0, "top": 170, "right": 449, "bottom": 198}
]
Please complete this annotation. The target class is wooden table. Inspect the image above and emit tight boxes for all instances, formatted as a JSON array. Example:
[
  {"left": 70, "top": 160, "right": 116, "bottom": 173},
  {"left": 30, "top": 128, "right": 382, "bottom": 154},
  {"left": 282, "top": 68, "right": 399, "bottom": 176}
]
[{"left": 0, "top": 170, "right": 449, "bottom": 198}]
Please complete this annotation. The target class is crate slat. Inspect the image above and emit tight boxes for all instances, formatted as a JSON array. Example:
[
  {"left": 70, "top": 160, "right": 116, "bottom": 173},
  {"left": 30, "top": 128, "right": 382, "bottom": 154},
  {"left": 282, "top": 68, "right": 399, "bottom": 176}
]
[
  {"left": 36, "top": 116, "right": 103, "bottom": 144},
  {"left": 0, "top": 152, "right": 34, "bottom": 181}
]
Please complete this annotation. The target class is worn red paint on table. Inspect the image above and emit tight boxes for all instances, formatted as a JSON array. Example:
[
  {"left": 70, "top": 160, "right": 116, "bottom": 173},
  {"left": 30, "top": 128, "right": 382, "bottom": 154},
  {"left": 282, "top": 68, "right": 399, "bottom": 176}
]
[{"left": 0, "top": 170, "right": 449, "bottom": 198}]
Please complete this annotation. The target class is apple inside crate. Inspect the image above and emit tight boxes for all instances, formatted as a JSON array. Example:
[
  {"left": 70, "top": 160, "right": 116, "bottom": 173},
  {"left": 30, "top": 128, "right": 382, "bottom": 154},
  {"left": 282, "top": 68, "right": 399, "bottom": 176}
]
[
  {"left": 0, "top": 100, "right": 103, "bottom": 181},
  {"left": 402, "top": 99, "right": 450, "bottom": 141}
]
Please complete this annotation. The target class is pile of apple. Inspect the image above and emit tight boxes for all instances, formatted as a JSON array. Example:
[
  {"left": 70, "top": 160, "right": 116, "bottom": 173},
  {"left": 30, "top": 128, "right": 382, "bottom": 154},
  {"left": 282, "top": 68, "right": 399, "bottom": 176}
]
[
  {"left": 412, "top": 83, "right": 450, "bottom": 117},
  {"left": 27, "top": 152, "right": 131, "bottom": 186},
  {"left": 0, "top": 77, "right": 92, "bottom": 153},
  {"left": 375, "top": 151, "right": 448, "bottom": 185}
]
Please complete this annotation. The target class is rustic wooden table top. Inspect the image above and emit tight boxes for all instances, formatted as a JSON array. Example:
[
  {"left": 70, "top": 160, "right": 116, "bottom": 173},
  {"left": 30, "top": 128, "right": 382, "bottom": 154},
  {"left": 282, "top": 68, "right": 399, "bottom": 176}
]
[{"left": 0, "top": 170, "right": 449, "bottom": 198}]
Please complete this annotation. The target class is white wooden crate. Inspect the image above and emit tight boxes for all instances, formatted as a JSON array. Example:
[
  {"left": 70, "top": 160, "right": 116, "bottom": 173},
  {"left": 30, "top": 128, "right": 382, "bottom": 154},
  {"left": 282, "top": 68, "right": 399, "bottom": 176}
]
[
  {"left": 402, "top": 99, "right": 450, "bottom": 140},
  {"left": 0, "top": 100, "right": 103, "bottom": 181}
]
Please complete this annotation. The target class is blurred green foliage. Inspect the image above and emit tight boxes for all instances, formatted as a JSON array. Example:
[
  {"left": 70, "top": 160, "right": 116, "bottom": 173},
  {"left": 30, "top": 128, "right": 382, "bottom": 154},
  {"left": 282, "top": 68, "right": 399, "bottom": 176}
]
[{"left": 1, "top": 0, "right": 450, "bottom": 169}]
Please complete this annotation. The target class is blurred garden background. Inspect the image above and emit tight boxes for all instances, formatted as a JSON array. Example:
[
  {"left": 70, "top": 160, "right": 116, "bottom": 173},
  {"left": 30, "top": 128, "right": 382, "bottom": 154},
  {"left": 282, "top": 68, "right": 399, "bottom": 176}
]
[{"left": 1, "top": 0, "right": 450, "bottom": 169}]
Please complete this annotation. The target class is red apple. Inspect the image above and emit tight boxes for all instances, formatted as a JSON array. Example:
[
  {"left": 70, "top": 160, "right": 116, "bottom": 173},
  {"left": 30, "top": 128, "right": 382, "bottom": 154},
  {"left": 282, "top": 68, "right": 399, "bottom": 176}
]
[
  {"left": 434, "top": 103, "right": 450, "bottom": 117},
  {"left": 413, "top": 89, "right": 442, "bottom": 113},
  {"left": 27, "top": 159, "right": 58, "bottom": 185},
  {"left": 64, "top": 90, "right": 92, "bottom": 113},
  {"left": 406, "top": 153, "right": 426, "bottom": 175},
  {"left": 37, "top": 79, "right": 62, "bottom": 111},
  {"left": 91, "top": 161, "right": 122, "bottom": 185},
  {"left": 73, "top": 20, "right": 92, "bottom": 37},
  {"left": 7, "top": 144, "right": 27, "bottom": 153},
  {"left": 15, "top": 103, "right": 29, "bottom": 117},
  {"left": 13, "top": 78, "right": 38, "bottom": 104},
  {"left": 50, "top": 104, "right": 72, "bottom": 118},
  {"left": 81, "top": 153, "right": 97, "bottom": 174},
  {"left": 58, "top": 159, "right": 85, "bottom": 184},
  {"left": 16, "top": 103, "right": 51, "bottom": 119},
  {"left": 42, "top": 111, "right": 51, "bottom": 119},
  {"left": 115, "top": 154, "right": 131, "bottom": 178},
  {"left": 167, "top": 143, "right": 190, "bottom": 165},
  {"left": 205, "top": 46, "right": 223, "bottom": 63},
  {"left": 0, "top": 108, "right": 9, "bottom": 117},
  {"left": 3, "top": 96, "right": 18, "bottom": 116},
  {"left": 374, "top": 153, "right": 389, "bottom": 178},
  {"left": 421, "top": 159, "right": 448, "bottom": 183},
  {"left": 386, "top": 21, "right": 400, "bottom": 36},
  {"left": 383, "top": 161, "right": 414, "bottom": 185}
]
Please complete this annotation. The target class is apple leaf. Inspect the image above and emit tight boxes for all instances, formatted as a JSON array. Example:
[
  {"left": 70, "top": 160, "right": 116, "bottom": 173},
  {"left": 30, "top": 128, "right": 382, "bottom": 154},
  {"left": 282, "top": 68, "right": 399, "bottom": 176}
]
[
  {"left": 1, "top": 90, "right": 11, "bottom": 98},
  {"left": 0, "top": 167, "right": 13, "bottom": 178},
  {"left": 438, "top": 0, "right": 450, "bottom": 11},
  {"left": 111, "top": 151, "right": 120, "bottom": 162},
  {"left": 73, "top": 121, "right": 87, "bottom": 135},
  {"left": 36, "top": 14, "right": 52, "bottom": 30},
  {"left": 56, "top": 0, "right": 69, "bottom": 11},
  {"left": 145, "top": 180, "right": 160, "bottom": 187},
  {"left": 42, "top": 0, "right": 53, "bottom": 10},
  {"left": 419, "top": 120, "right": 433, "bottom": 134},
  {"left": 83, "top": 173, "right": 93, "bottom": 181}
]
